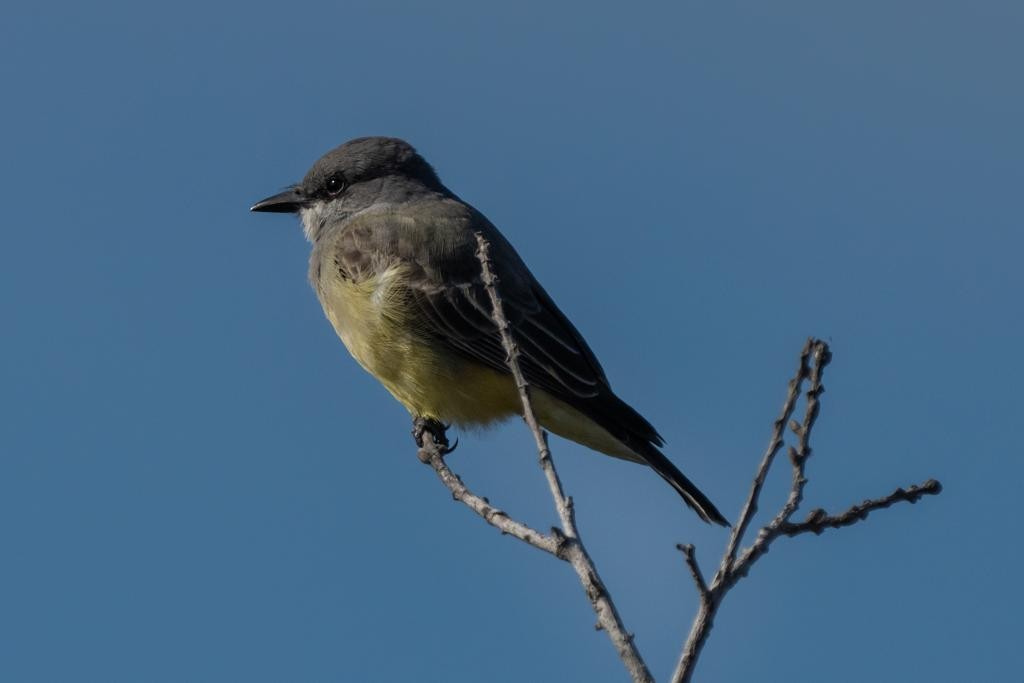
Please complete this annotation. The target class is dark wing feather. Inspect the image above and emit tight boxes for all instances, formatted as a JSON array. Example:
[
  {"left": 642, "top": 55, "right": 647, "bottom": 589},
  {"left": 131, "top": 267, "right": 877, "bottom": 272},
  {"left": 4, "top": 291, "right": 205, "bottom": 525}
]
[
  {"left": 390, "top": 207, "right": 663, "bottom": 441},
  {"left": 410, "top": 278, "right": 606, "bottom": 400}
]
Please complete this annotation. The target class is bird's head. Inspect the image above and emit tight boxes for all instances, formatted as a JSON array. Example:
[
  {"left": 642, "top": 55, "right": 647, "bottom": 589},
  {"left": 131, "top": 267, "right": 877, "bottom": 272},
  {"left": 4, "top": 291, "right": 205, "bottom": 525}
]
[{"left": 250, "top": 136, "right": 445, "bottom": 241}]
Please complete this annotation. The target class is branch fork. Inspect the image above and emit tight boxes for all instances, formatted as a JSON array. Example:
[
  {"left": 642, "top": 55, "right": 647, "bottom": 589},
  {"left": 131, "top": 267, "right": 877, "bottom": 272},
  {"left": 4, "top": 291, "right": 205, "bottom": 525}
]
[{"left": 670, "top": 339, "right": 940, "bottom": 683}]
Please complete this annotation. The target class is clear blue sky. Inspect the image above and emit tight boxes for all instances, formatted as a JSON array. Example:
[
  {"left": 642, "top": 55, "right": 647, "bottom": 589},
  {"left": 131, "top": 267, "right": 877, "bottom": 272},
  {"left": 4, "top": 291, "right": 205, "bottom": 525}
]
[{"left": 2, "top": 2, "right": 1021, "bottom": 681}]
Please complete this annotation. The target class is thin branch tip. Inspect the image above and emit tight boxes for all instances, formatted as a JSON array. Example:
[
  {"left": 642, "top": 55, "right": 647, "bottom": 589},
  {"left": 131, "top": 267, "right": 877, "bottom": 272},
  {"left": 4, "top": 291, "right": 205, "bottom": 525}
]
[{"left": 677, "top": 544, "right": 711, "bottom": 602}]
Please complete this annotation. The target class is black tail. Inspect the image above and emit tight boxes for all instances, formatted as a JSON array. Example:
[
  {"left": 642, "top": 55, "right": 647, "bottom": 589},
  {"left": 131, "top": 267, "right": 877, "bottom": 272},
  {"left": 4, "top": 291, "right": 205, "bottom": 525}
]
[
  {"left": 583, "top": 392, "right": 730, "bottom": 526},
  {"left": 630, "top": 439, "right": 729, "bottom": 526}
]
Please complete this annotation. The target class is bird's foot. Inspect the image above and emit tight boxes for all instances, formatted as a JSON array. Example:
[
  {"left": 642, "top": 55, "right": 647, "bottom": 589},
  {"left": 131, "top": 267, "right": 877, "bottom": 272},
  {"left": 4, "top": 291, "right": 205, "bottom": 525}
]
[{"left": 413, "top": 417, "right": 458, "bottom": 462}]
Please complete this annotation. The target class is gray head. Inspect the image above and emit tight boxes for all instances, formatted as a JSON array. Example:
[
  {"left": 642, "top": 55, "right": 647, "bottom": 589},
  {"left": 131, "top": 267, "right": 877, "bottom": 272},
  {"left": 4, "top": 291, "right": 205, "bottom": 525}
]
[{"left": 251, "top": 137, "right": 447, "bottom": 241}]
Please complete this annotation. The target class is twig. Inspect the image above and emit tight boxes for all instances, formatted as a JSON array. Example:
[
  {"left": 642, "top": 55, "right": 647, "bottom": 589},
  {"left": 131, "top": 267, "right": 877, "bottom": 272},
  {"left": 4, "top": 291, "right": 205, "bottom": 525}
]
[
  {"left": 717, "top": 339, "right": 815, "bottom": 580},
  {"left": 474, "top": 238, "right": 574, "bottom": 535},
  {"left": 417, "top": 437, "right": 559, "bottom": 555},
  {"left": 670, "top": 340, "right": 942, "bottom": 683},
  {"left": 779, "top": 479, "right": 943, "bottom": 537},
  {"left": 677, "top": 544, "right": 710, "bottom": 607},
  {"left": 474, "top": 232, "right": 653, "bottom": 683}
]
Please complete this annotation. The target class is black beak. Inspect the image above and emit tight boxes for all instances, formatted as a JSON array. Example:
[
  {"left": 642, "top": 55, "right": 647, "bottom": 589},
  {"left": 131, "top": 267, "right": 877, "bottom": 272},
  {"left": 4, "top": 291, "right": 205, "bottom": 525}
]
[{"left": 250, "top": 187, "right": 306, "bottom": 213}]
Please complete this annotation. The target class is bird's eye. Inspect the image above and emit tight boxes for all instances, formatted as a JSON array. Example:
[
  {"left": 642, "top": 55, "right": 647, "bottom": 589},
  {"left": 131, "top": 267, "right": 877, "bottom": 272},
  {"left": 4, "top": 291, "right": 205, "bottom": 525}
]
[{"left": 325, "top": 173, "right": 347, "bottom": 196}]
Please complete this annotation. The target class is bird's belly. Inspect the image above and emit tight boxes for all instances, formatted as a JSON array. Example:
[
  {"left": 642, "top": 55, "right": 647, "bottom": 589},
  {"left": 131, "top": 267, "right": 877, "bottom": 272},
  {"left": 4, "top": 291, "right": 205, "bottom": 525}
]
[
  {"left": 317, "top": 269, "right": 639, "bottom": 460},
  {"left": 317, "top": 268, "right": 521, "bottom": 424}
]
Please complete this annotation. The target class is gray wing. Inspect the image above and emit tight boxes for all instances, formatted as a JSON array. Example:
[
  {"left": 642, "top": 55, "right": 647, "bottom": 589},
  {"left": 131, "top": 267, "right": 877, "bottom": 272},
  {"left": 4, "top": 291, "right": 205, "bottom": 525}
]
[
  {"left": 327, "top": 200, "right": 614, "bottom": 403},
  {"left": 412, "top": 256, "right": 611, "bottom": 402}
]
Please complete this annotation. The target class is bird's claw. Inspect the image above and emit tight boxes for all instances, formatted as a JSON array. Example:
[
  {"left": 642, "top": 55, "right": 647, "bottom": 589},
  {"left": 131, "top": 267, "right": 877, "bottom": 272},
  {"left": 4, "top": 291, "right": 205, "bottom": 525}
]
[{"left": 413, "top": 417, "right": 456, "bottom": 460}]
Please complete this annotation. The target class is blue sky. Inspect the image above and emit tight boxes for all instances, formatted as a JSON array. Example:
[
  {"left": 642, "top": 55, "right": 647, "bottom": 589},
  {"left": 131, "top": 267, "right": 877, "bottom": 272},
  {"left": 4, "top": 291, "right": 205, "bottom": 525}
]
[{"left": 1, "top": 1, "right": 1021, "bottom": 681}]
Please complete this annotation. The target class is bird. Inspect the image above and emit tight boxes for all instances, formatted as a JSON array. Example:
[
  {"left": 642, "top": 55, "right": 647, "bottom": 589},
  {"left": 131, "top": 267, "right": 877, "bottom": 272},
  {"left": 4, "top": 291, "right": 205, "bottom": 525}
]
[{"left": 251, "top": 136, "right": 727, "bottom": 525}]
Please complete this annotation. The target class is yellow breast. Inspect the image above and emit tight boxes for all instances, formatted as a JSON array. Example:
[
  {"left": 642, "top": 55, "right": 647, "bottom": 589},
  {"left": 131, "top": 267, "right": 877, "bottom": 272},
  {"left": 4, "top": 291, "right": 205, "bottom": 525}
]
[{"left": 316, "top": 263, "right": 521, "bottom": 425}]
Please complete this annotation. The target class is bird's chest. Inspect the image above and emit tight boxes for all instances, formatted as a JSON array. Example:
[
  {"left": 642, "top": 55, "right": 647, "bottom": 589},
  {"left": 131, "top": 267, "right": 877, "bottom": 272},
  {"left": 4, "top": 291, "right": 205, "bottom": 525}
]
[{"left": 313, "top": 260, "right": 416, "bottom": 377}]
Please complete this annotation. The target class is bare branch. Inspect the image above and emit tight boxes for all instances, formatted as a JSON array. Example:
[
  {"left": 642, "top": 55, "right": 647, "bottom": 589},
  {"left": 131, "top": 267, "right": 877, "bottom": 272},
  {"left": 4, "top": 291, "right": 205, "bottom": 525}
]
[
  {"left": 418, "top": 436, "right": 559, "bottom": 555},
  {"left": 474, "top": 232, "right": 653, "bottom": 683},
  {"left": 671, "top": 339, "right": 942, "bottom": 683},
  {"left": 676, "top": 544, "right": 710, "bottom": 606},
  {"left": 718, "top": 339, "right": 815, "bottom": 579},
  {"left": 779, "top": 479, "right": 942, "bottom": 537},
  {"left": 474, "top": 235, "right": 575, "bottom": 534},
  {"left": 772, "top": 342, "right": 830, "bottom": 527}
]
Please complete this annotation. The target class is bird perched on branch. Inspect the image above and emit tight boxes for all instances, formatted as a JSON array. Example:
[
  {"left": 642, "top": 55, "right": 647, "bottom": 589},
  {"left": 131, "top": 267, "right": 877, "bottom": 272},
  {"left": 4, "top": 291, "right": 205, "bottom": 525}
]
[{"left": 251, "top": 136, "right": 727, "bottom": 525}]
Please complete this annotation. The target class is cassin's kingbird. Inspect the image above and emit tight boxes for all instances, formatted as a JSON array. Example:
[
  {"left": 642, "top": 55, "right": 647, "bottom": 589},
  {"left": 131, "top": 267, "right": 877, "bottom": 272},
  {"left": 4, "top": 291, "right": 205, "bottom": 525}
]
[{"left": 251, "top": 137, "right": 726, "bottom": 525}]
